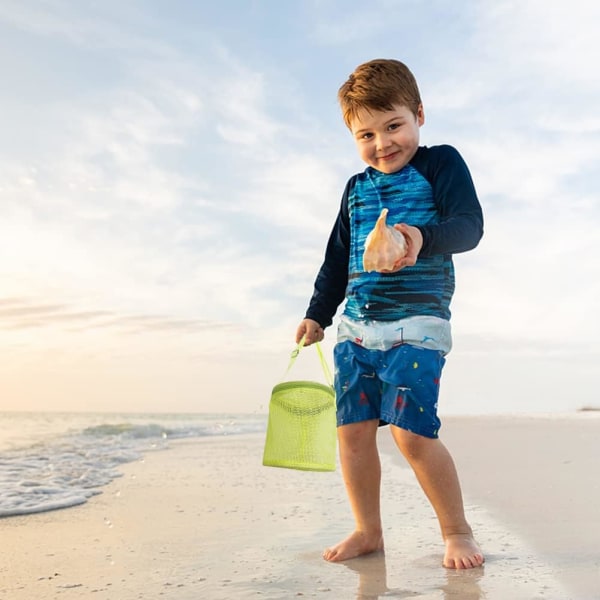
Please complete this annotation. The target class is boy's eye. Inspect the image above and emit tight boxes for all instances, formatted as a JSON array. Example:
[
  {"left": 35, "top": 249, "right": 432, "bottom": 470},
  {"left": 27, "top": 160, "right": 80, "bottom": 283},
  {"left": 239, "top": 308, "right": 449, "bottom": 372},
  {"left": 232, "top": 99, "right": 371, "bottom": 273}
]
[{"left": 388, "top": 122, "right": 401, "bottom": 131}]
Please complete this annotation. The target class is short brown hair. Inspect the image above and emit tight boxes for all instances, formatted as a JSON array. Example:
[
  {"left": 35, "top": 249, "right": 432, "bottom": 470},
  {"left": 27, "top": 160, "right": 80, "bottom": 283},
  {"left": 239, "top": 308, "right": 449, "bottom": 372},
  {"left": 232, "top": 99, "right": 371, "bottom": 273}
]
[{"left": 338, "top": 59, "right": 422, "bottom": 128}]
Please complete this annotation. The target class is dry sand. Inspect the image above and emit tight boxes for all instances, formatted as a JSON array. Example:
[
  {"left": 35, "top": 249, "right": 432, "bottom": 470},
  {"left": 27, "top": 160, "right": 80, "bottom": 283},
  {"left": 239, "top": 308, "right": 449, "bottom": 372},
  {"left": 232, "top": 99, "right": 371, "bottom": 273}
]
[{"left": 0, "top": 415, "right": 598, "bottom": 599}]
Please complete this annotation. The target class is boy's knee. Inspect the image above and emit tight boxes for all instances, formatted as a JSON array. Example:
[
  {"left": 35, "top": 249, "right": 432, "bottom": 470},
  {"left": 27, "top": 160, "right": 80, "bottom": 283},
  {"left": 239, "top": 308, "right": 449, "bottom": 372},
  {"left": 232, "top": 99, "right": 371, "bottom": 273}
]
[
  {"left": 391, "top": 426, "right": 434, "bottom": 460},
  {"left": 338, "top": 419, "right": 378, "bottom": 449}
]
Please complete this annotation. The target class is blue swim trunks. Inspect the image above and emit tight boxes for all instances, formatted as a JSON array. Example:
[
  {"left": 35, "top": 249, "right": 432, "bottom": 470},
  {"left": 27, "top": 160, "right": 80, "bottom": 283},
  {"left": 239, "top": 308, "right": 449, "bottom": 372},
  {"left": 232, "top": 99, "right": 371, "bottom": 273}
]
[{"left": 334, "top": 340, "right": 445, "bottom": 438}]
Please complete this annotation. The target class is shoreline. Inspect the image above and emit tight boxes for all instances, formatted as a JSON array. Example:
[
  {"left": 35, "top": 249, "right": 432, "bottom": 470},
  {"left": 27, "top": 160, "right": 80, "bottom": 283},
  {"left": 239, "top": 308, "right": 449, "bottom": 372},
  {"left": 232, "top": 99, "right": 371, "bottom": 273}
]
[{"left": 0, "top": 416, "right": 597, "bottom": 599}]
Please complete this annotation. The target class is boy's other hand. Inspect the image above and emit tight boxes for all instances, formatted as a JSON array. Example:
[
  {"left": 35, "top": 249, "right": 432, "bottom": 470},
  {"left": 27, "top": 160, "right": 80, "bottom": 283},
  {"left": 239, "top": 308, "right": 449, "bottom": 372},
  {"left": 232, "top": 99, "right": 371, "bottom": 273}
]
[
  {"left": 295, "top": 318, "right": 324, "bottom": 346},
  {"left": 383, "top": 224, "right": 423, "bottom": 271}
]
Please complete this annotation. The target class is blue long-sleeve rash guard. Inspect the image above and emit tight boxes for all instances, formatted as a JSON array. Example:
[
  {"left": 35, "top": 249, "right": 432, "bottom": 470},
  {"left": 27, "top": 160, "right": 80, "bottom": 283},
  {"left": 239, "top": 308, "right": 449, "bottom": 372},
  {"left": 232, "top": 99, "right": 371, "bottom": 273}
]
[{"left": 305, "top": 145, "right": 484, "bottom": 328}]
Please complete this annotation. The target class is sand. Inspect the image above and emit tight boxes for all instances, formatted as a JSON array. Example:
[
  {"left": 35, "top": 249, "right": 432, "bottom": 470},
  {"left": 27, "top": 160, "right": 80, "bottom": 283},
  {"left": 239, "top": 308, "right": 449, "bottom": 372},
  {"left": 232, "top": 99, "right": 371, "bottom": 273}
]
[
  {"left": 0, "top": 415, "right": 598, "bottom": 600},
  {"left": 437, "top": 415, "right": 600, "bottom": 599}
]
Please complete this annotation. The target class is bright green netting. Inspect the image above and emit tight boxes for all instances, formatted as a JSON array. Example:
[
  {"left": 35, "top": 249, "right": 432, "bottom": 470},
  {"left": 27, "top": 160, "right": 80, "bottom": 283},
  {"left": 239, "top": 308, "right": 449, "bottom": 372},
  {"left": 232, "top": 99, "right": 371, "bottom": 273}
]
[{"left": 262, "top": 380, "right": 336, "bottom": 472}]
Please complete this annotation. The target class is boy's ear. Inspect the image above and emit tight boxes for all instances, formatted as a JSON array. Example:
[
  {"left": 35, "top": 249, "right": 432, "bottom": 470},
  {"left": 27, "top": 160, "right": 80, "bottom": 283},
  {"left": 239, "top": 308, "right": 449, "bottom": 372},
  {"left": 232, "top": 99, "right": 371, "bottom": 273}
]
[{"left": 417, "top": 104, "right": 425, "bottom": 126}]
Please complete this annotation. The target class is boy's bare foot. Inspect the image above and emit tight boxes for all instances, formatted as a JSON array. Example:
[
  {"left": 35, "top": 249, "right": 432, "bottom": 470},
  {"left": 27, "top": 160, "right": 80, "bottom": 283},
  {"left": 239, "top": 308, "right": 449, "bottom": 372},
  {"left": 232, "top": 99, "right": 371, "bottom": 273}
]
[
  {"left": 443, "top": 533, "right": 484, "bottom": 569},
  {"left": 323, "top": 530, "right": 384, "bottom": 562}
]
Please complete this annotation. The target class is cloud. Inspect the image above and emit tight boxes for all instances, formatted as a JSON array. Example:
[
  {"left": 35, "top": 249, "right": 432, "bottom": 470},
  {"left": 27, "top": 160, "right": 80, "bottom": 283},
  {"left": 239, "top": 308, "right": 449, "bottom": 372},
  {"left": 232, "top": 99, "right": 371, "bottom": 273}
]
[
  {"left": 0, "top": 1, "right": 173, "bottom": 56},
  {"left": 0, "top": 297, "right": 237, "bottom": 337}
]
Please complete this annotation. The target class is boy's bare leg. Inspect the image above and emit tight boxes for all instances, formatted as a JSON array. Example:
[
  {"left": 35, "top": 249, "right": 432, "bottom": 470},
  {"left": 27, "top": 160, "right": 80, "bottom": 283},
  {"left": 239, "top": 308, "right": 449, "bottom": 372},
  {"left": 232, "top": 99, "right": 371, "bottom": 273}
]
[
  {"left": 390, "top": 426, "right": 484, "bottom": 569},
  {"left": 323, "top": 419, "right": 384, "bottom": 562}
]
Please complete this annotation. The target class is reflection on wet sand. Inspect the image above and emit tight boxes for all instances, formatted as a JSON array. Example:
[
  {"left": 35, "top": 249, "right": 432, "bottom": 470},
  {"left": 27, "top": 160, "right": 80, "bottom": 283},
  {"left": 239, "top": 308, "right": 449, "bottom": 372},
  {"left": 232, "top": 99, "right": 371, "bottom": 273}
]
[{"left": 343, "top": 551, "right": 484, "bottom": 599}]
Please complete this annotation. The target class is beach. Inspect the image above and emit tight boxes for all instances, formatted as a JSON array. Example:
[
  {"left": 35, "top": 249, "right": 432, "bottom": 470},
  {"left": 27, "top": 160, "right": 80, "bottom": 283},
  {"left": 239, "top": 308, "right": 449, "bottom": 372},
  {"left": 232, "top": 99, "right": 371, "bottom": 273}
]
[{"left": 0, "top": 415, "right": 598, "bottom": 599}]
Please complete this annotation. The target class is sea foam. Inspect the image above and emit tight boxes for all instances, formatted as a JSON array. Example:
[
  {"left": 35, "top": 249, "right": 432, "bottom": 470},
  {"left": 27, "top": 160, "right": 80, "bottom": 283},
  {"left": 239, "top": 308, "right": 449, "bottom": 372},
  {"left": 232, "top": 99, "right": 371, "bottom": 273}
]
[{"left": 0, "top": 412, "right": 265, "bottom": 518}]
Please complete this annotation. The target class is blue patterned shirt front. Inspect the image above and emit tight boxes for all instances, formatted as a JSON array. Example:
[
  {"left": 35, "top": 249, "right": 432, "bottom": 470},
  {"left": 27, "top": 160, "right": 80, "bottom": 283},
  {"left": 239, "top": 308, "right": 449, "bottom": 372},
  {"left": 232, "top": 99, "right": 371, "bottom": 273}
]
[{"left": 344, "top": 165, "right": 454, "bottom": 322}]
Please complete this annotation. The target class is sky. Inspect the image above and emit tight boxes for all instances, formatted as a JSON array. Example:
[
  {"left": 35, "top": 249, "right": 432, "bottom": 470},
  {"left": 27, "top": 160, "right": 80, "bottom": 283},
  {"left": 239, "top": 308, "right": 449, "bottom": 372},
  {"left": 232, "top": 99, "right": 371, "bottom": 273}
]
[{"left": 0, "top": 0, "right": 598, "bottom": 415}]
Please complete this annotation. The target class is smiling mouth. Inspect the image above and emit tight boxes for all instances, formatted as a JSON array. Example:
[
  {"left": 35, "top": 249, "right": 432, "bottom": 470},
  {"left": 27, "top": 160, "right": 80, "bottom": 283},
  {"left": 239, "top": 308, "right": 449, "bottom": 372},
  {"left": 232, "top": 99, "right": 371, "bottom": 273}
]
[{"left": 380, "top": 152, "right": 399, "bottom": 161}]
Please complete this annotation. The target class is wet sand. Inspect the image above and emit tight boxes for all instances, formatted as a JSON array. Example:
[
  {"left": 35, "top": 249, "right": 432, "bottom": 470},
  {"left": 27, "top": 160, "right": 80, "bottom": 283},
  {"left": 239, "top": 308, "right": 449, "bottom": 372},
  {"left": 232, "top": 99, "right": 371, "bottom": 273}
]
[
  {"left": 0, "top": 415, "right": 598, "bottom": 599},
  {"left": 436, "top": 414, "right": 600, "bottom": 599}
]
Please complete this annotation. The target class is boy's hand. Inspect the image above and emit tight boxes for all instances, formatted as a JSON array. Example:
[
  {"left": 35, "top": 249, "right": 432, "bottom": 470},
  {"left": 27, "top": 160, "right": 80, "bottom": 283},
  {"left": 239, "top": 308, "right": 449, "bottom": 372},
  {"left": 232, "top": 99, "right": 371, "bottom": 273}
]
[
  {"left": 295, "top": 318, "right": 324, "bottom": 346},
  {"left": 382, "top": 224, "right": 423, "bottom": 272}
]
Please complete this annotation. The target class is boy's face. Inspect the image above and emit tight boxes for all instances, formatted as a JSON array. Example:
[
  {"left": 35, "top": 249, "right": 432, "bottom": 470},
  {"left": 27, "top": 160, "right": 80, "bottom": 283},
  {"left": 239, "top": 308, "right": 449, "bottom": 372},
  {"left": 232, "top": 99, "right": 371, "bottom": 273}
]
[{"left": 349, "top": 104, "right": 424, "bottom": 174}]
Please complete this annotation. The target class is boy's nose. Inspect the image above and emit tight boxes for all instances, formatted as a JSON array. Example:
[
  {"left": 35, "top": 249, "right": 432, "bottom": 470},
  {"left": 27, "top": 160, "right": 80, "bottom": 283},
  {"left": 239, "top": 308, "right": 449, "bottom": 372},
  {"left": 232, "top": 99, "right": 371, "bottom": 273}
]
[{"left": 376, "top": 135, "right": 392, "bottom": 151}]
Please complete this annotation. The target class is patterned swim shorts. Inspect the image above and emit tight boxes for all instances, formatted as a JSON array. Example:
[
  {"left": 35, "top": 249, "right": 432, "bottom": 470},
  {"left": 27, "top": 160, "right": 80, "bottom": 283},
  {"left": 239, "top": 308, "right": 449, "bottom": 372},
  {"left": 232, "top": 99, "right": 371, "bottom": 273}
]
[{"left": 334, "top": 340, "right": 445, "bottom": 438}]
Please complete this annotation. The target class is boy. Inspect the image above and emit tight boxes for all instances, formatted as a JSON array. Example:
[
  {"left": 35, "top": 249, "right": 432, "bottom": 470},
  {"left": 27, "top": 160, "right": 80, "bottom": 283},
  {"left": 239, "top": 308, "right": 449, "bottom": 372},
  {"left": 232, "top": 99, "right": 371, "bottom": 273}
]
[{"left": 296, "top": 59, "right": 484, "bottom": 569}]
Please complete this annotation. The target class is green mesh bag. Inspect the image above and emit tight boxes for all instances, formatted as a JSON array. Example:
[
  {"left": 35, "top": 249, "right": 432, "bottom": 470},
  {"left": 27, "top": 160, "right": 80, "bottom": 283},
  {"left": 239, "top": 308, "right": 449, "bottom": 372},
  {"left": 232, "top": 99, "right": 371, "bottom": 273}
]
[{"left": 262, "top": 339, "right": 336, "bottom": 471}]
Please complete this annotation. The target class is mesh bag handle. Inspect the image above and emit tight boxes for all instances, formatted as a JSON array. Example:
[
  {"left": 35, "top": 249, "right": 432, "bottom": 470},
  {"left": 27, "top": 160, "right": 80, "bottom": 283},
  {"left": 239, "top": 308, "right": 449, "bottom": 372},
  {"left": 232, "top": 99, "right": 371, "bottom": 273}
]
[{"left": 282, "top": 336, "right": 333, "bottom": 388}]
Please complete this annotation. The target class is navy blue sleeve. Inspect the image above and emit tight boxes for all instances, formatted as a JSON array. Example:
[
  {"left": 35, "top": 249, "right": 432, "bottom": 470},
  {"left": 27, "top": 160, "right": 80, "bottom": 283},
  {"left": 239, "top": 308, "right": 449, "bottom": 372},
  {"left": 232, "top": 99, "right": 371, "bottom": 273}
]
[
  {"left": 410, "top": 145, "right": 483, "bottom": 256},
  {"left": 304, "top": 179, "right": 352, "bottom": 328}
]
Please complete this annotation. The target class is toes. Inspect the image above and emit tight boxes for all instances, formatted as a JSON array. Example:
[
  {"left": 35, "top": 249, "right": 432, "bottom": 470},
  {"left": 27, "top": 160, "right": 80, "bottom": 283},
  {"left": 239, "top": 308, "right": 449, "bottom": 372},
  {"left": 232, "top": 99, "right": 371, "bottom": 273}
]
[
  {"left": 444, "top": 553, "right": 485, "bottom": 569},
  {"left": 322, "top": 547, "right": 338, "bottom": 562}
]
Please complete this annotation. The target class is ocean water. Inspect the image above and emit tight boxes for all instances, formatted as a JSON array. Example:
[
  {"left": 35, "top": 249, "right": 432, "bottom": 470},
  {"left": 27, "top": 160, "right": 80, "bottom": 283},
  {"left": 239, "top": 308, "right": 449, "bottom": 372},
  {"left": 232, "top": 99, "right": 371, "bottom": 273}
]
[{"left": 0, "top": 411, "right": 266, "bottom": 518}]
